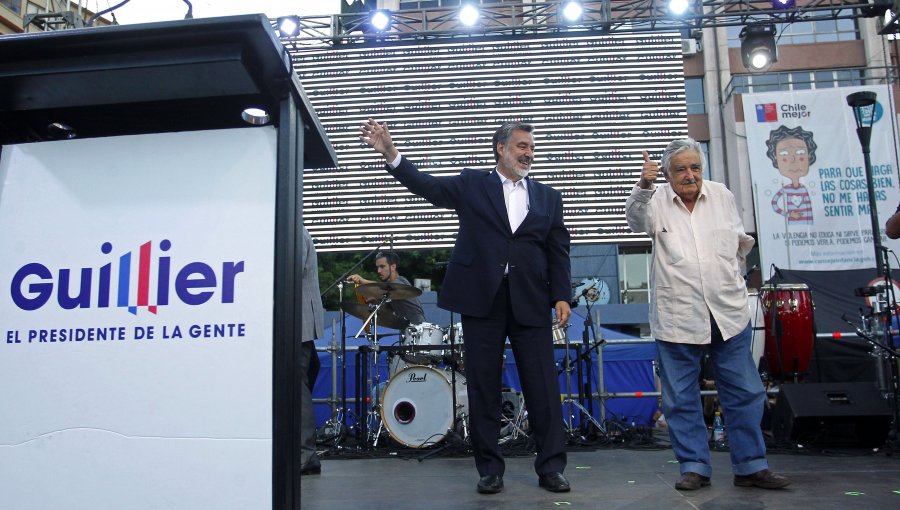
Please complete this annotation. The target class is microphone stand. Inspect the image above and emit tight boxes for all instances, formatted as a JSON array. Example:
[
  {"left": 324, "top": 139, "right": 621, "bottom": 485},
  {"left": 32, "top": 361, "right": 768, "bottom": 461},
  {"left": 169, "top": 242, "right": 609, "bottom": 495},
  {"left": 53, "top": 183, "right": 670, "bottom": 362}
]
[
  {"left": 320, "top": 240, "right": 384, "bottom": 443},
  {"left": 768, "top": 264, "right": 787, "bottom": 384}
]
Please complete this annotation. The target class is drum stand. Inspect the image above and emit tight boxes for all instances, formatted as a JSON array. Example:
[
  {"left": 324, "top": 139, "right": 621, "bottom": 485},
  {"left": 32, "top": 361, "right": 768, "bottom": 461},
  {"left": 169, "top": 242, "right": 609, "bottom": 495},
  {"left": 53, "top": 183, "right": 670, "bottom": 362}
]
[
  {"left": 498, "top": 392, "right": 529, "bottom": 444},
  {"left": 356, "top": 295, "right": 392, "bottom": 448}
]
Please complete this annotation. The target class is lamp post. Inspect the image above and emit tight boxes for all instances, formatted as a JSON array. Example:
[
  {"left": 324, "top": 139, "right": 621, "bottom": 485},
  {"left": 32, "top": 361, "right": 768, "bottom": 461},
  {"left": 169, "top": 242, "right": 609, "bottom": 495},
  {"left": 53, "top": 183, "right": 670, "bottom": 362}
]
[{"left": 846, "top": 91, "right": 884, "bottom": 275}]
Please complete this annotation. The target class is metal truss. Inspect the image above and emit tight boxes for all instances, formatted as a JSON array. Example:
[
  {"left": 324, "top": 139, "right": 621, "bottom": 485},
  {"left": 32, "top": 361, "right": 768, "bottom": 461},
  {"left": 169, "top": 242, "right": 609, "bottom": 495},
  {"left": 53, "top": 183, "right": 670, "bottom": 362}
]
[{"left": 276, "top": 0, "right": 883, "bottom": 50}]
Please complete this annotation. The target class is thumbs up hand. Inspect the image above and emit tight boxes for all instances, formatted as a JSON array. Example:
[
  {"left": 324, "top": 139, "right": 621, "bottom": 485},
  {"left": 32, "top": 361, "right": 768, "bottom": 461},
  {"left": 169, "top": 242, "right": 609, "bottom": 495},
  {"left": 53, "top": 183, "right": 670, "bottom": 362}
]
[{"left": 640, "top": 150, "right": 659, "bottom": 189}]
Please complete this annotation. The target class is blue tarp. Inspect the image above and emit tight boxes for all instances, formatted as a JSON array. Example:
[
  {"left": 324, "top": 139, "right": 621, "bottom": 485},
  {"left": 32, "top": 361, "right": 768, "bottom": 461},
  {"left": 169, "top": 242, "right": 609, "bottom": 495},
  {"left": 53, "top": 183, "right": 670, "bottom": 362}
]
[{"left": 311, "top": 309, "right": 659, "bottom": 431}]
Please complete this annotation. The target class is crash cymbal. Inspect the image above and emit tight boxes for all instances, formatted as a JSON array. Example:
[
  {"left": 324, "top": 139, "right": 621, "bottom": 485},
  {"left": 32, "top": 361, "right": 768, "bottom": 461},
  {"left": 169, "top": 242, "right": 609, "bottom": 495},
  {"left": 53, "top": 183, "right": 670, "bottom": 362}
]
[
  {"left": 357, "top": 281, "right": 423, "bottom": 301},
  {"left": 340, "top": 301, "right": 409, "bottom": 330}
]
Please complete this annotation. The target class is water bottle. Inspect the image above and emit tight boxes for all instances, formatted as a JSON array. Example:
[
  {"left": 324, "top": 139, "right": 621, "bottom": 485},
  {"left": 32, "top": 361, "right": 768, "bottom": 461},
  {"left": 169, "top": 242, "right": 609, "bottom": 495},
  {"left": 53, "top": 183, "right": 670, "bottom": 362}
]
[{"left": 712, "top": 411, "right": 727, "bottom": 450}]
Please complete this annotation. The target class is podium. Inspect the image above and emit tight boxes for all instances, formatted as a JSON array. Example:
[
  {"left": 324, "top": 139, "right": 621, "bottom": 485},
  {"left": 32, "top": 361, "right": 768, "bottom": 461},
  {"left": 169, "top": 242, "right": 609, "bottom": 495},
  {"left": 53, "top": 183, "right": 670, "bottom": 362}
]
[{"left": 0, "top": 16, "right": 336, "bottom": 510}]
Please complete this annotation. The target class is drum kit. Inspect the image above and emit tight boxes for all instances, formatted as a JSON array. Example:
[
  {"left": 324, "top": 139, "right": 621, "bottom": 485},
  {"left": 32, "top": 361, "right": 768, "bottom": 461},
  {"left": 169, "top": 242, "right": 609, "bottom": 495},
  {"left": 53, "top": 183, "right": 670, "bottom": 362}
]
[{"left": 340, "top": 281, "right": 468, "bottom": 449}]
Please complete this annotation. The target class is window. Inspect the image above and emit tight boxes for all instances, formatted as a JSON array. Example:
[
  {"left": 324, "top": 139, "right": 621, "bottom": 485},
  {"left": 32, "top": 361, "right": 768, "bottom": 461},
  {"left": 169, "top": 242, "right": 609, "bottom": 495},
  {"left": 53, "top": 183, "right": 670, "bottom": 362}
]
[
  {"left": 618, "top": 249, "right": 651, "bottom": 304},
  {"left": 685, "top": 77, "right": 706, "bottom": 114},
  {"left": 1, "top": 0, "right": 21, "bottom": 15},
  {"left": 789, "top": 72, "right": 812, "bottom": 90},
  {"left": 26, "top": 1, "right": 44, "bottom": 15}
]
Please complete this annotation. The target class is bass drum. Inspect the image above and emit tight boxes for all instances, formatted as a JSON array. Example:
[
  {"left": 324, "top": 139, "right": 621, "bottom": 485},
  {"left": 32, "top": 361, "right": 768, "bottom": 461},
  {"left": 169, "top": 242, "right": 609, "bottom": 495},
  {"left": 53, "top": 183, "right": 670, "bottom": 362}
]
[{"left": 380, "top": 366, "right": 467, "bottom": 448}]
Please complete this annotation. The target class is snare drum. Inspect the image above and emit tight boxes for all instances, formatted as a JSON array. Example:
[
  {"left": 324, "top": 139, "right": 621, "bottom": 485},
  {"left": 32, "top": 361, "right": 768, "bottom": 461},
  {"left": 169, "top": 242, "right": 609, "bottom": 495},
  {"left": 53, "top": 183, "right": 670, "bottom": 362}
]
[
  {"left": 380, "top": 365, "right": 468, "bottom": 448},
  {"left": 402, "top": 322, "right": 445, "bottom": 365},
  {"left": 443, "top": 323, "right": 464, "bottom": 371},
  {"left": 760, "top": 283, "right": 815, "bottom": 378}
]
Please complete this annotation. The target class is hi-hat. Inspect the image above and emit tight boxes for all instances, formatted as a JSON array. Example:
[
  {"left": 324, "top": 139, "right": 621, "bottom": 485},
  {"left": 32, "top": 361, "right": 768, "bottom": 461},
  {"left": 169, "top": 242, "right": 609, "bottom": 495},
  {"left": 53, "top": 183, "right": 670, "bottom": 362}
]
[
  {"left": 357, "top": 281, "right": 422, "bottom": 301},
  {"left": 340, "top": 301, "right": 409, "bottom": 330}
]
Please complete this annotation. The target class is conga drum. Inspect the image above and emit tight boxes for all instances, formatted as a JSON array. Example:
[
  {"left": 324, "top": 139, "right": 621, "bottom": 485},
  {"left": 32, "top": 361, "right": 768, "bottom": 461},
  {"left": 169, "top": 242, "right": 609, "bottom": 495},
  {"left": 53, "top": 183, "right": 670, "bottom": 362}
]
[{"left": 760, "top": 283, "right": 815, "bottom": 380}]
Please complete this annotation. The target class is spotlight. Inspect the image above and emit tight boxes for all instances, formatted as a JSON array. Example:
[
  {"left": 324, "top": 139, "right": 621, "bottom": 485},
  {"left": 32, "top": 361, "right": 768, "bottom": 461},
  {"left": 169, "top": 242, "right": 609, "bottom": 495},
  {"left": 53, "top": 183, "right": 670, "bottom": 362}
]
[
  {"left": 740, "top": 23, "right": 777, "bottom": 71},
  {"left": 771, "top": 0, "right": 795, "bottom": 8},
  {"left": 276, "top": 15, "right": 300, "bottom": 38},
  {"left": 562, "top": 1, "right": 583, "bottom": 22},
  {"left": 369, "top": 10, "right": 391, "bottom": 32},
  {"left": 241, "top": 108, "right": 271, "bottom": 126},
  {"left": 459, "top": 4, "right": 480, "bottom": 26},
  {"left": 668, "top": 0, "right": 690, "bottom": 15}
]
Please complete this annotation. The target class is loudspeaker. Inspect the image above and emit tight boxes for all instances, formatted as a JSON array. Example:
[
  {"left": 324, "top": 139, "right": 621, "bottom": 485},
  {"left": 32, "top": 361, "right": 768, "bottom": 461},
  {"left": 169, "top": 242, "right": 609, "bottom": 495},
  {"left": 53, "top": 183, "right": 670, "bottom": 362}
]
[{"left": 772, "top": 382, "right": 891, "bottom": 447}]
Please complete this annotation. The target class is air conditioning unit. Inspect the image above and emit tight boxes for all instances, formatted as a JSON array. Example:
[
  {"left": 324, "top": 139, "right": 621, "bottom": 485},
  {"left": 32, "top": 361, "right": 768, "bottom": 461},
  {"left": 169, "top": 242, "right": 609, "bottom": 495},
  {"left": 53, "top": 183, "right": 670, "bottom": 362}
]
[{"left": 681, "top": 38, "right": 700, "bottom": 56}]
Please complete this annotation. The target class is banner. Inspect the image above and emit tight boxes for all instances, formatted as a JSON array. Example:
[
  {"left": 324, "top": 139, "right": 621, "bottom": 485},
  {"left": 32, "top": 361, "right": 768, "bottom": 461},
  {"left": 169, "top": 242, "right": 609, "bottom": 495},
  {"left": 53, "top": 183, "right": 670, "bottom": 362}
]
[
  {"left": 743, "top": 85, "right": 900, "bottom": 272},
  {"left": 0, "top": 128, "right": 276, "bottom": 510}
]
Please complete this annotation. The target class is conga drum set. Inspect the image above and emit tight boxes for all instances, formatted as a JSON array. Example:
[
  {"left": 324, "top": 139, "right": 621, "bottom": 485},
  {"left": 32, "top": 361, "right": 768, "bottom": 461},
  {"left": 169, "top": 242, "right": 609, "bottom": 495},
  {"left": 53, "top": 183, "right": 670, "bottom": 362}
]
[
  {"left": 341, "top": 282, "right": 467, "bottom": 448},
  {"left": 758, "top": 283, "right": 816, "bottom": 381}
]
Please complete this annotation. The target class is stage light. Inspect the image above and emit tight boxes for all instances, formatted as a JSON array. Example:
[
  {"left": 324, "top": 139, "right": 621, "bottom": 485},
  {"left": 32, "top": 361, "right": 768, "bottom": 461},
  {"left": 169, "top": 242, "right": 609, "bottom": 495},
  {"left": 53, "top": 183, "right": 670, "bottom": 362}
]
[
  {"left": 562, "top": 1, "right": 583, "bottom": 22},
  {"left": 740, "top": 23, "right": 777, "bottom": 71},
  {"left": 276, "top": 15, "right": 300, "bottom": 38},
  {"left": 369, "top": 10, "right": 391, "bottom": 32},
  {"left": 668, "top": 0, "right": 690, "bottom": 15},
  {"left": 459, "top": 4, "right": 480, "bottom": 26},
  {"left": 241, "top": 108, "right": 271, "bottom": 125},
  {"left": 771, "top": 0, "right": 795, "bottom": 8}
]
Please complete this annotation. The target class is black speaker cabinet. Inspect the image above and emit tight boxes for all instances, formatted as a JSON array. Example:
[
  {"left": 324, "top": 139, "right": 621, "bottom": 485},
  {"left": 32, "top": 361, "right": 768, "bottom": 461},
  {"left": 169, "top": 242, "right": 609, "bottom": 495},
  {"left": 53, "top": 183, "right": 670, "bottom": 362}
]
[{"left": 772, "top": 382, "right": 891, "bottom": 447}]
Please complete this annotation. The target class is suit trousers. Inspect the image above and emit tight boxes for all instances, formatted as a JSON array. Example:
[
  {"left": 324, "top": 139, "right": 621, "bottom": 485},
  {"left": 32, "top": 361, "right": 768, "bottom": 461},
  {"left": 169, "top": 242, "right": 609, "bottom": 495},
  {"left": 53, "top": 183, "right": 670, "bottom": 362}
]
[{"left": 461, "top": 277, "right": 567, "bottom": 476}]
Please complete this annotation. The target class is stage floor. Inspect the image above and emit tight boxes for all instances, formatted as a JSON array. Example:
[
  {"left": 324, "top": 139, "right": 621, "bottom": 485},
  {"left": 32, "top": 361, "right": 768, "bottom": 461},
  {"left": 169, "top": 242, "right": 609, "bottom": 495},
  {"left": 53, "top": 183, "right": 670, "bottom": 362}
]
[{"left": 300, "top": 440, "right": 900, "bottom": 509}]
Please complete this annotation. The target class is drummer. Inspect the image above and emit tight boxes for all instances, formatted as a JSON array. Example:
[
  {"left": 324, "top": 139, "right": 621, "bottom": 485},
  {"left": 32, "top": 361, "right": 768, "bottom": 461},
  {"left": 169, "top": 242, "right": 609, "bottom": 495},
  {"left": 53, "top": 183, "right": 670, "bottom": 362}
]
[{"left": 349, "top": 250, "right": 426, "bottom": 325}]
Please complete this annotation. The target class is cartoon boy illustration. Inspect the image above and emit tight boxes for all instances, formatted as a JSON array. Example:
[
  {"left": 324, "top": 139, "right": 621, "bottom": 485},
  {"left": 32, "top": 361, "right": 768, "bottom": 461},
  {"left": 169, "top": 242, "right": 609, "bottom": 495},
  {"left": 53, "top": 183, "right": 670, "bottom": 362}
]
[{"left": 765, "top": 125, "right": 816, "bottom": 224}]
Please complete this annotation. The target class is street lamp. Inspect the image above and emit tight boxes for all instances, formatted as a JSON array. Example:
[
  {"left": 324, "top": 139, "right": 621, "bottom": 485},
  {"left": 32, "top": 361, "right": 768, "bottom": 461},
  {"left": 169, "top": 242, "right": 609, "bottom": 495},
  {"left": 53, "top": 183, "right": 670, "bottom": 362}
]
[{"left": 846, "top": 90, "right": 884, "bottom": 274}]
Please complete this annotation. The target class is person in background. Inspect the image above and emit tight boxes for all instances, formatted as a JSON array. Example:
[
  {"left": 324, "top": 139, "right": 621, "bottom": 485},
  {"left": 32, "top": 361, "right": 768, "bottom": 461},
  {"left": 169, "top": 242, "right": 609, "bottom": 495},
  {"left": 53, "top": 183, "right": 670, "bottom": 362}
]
[
  {"left": 300, "top": 226, "right": 325, "bottom": 475},
  {"left": 349, "top": 250, "right": 426, "bottom": 325},
  {"left": 886, "top": 202, "right": 900, "bottom": 240}
]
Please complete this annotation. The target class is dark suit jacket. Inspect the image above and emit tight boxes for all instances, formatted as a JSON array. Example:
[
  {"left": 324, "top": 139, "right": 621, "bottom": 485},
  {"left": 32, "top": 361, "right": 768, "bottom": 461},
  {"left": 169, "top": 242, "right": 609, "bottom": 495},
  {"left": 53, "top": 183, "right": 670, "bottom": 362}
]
[
  {"left": 299, "top": 225, "right": 325, "bottom": 343},
  {"left": 389, "top": 156, "right": 570, "bottom": 328}
]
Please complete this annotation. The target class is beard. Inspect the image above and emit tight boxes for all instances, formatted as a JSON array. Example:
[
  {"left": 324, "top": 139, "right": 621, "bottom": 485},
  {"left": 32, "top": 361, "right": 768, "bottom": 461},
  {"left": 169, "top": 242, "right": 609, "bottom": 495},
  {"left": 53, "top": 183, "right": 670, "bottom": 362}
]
[{"left": 508, "top": 155, "right": 531, "bottom": 179}]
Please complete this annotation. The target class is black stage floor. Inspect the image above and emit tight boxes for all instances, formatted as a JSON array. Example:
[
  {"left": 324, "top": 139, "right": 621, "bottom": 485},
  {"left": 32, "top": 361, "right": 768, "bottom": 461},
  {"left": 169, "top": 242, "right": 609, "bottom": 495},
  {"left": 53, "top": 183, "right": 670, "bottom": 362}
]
[{"left": 300, "top": 435, "right": 900, "bottom": 509}]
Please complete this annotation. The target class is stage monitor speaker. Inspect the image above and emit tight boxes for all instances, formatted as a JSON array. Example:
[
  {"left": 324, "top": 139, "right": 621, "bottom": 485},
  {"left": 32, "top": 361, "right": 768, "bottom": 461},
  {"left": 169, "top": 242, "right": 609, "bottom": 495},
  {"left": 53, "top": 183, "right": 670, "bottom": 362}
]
[{"left": 772, "top": 382, "right": 891, "bottom": 447}]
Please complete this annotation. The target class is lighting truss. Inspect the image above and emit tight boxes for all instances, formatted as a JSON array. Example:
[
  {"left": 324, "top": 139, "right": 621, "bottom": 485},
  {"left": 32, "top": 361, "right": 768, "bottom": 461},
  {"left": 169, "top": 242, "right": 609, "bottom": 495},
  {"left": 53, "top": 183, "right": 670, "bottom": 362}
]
[{"left": 273, "top": 0, "right": 878, "bottom": 50}]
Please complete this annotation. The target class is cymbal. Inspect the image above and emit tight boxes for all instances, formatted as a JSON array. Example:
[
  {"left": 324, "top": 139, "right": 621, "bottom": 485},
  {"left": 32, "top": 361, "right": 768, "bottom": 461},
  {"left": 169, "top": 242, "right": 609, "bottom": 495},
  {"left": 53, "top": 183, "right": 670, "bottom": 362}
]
[
  {"left": 357, "top": 281, "right": 423, "bottom": 301},
  {"left": 340, "top": 301, "right": 409, "bottom": 330}
]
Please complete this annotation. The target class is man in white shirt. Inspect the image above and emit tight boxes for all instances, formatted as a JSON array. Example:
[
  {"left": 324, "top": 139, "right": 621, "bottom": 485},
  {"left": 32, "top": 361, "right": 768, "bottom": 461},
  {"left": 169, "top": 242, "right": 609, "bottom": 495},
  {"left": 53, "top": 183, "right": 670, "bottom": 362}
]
[{"left": 625, "top": 138, "right": 790, "bottom": 491}]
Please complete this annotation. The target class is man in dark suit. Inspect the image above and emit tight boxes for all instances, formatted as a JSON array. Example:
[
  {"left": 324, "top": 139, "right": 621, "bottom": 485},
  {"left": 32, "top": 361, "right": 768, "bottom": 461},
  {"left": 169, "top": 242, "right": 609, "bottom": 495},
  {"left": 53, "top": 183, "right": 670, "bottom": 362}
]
[
  {"left": 360, "top": 118, "right": 572, "bottom": 494},
  {"left": 299, "top": 225, "right": 325, "bottom": 475}
]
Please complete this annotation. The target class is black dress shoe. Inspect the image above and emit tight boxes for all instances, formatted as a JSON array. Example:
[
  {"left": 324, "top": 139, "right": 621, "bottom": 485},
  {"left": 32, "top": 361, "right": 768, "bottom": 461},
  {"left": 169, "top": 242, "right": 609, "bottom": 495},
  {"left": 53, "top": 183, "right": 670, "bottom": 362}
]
[
  {"left": 538, "top": 472, "right": 571, "bottom": 493},
  {"left": 477, "top": 474, "right": 504, "bottom": 494}
]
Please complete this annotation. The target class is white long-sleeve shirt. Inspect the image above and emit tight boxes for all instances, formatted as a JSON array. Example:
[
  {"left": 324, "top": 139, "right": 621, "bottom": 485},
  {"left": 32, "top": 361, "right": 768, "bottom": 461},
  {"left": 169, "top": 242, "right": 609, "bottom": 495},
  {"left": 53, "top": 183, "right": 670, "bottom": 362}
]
[{"left": 625, "top": 181, "right": 755, "bottom": 344}]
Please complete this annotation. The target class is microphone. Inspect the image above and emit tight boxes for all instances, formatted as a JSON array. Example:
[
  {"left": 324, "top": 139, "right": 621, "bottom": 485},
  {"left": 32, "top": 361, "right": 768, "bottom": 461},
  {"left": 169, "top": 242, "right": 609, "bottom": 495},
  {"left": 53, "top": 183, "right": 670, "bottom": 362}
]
[
  {"left": 772, "top": 264, "right": 785, "bottom": 280},
  {"left": 570, "top": 288, "right": 589, "bottom": 308},
  {"left": 743, "top": 264, "right": 759, "bottom": 281}
]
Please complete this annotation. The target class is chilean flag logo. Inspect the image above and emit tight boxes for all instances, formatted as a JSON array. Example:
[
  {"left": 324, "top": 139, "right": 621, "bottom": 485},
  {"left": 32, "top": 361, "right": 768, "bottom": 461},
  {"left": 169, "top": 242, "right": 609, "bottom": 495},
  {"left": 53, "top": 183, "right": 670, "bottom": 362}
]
[{"left": 755, "top": 103, "right": 777, "bottom": 122}]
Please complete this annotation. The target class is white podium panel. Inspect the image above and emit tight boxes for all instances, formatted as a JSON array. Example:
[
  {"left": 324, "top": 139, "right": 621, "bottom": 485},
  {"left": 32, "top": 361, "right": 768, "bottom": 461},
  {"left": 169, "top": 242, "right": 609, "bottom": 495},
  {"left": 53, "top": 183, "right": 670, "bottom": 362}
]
[{"left": 0, "top": 128, "right": 277, "bottom": 510}]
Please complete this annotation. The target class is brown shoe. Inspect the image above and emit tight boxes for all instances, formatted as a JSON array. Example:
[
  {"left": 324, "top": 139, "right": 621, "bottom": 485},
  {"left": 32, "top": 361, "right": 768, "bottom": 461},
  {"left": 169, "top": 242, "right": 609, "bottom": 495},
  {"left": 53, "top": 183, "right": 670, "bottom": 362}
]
[
  {"left": 675, "top": 472, "right": 710, "bottom": 490},
  {"left": 734, "top": 469, "right": 791, "bottom": 489}
]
